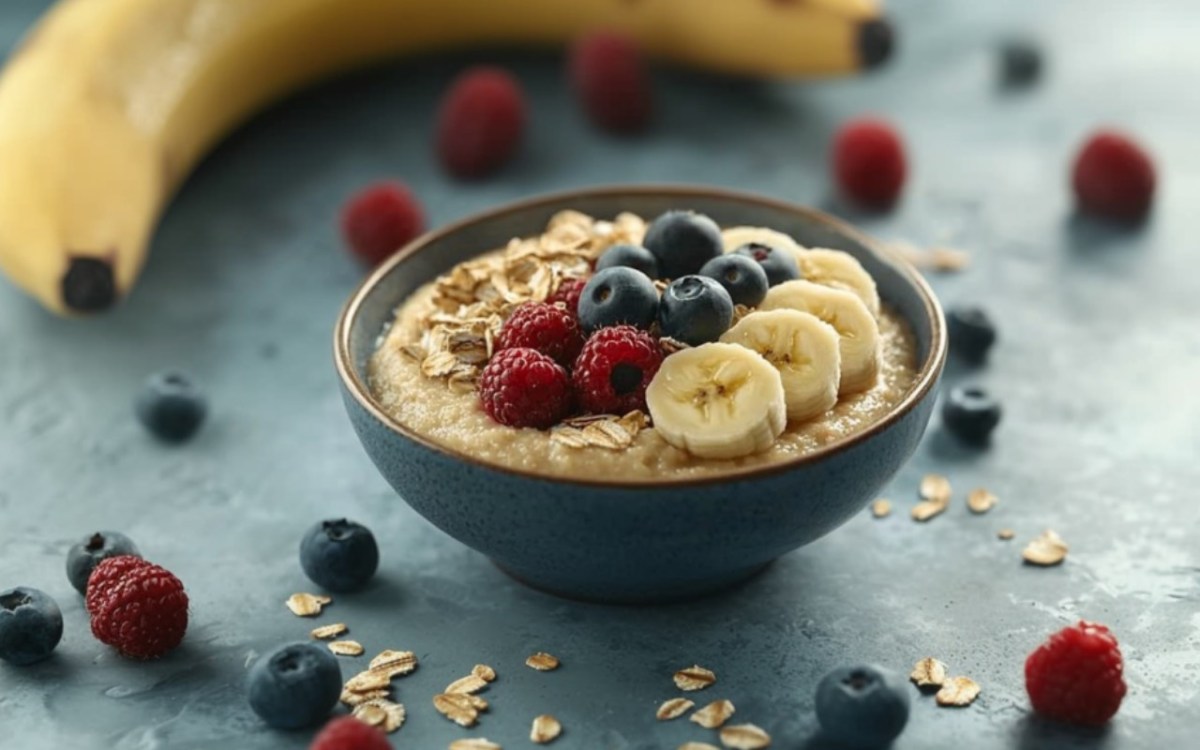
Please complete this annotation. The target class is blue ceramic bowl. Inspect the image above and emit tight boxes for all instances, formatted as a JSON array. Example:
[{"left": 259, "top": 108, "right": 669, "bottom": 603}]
[{"left": 335, "top": 186, "right": 946, "bottom": 602}]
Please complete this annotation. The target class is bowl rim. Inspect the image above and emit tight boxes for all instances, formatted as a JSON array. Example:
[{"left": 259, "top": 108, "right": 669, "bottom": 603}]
[{"left": 335, "top": 184, "right": 946, "bottom": 489}]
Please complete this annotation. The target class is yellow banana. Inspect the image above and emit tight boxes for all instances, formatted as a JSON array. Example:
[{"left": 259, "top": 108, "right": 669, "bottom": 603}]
[{"left": 0, "top": 0, "right": 891, "bottom": 315}]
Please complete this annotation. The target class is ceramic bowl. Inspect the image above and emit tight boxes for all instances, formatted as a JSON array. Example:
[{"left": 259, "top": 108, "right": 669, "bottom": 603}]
[{"left": 335, "top": 186, "right": 946, "bottom": 602}]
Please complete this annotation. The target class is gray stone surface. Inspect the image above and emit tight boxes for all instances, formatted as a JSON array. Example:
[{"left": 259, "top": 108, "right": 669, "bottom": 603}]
[{"left": 1, "top": 0, "right": 1198, "bottom": 747}]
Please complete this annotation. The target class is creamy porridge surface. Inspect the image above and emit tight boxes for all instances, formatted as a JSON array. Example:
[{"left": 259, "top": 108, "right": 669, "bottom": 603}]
[{"left": 367, "top": 216, "right": 920, "bottom": 481}]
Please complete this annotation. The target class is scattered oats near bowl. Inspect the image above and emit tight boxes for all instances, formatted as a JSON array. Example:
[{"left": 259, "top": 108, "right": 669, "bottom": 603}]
[
  {"left": 1023, "top": 529, "right": 1068, "bottom": 566},
  {"left": 526, "top": 652, "right": 561, "bottom": 671},
  {"left": 657, "top": 697, "right": 695, "bottom": 720},
  {"left": 674, "top": 665, "right": 717, "bottom": 691}
]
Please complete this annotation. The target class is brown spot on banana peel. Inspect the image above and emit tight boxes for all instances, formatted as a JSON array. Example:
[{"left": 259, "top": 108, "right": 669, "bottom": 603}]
[{"left": 61, "top": 254, "right": 117, "bottom": 312}]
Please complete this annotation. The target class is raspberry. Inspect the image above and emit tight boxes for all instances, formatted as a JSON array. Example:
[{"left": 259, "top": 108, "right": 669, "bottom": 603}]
[
  {"left": 572, "top": 325, "right": 663, "bottom": 414},
  {"left": 568, "top": 31, "right": 653, "bottom": 134},
  {"left": 86, "top": 555, "right": 188, "bottom": 660},
  {"left": 1072, "top": 130, "right": 1155, "bottom": 222},
  {"left": 496, "top": 302, "right": 585, "bottom": 367},
  {"left": 547, "top": 277, "right": 587, "bottom": 316},
  {"left": 310, "top": 716, "right": 391, "bottom": 750},
  {"left": 478, "top": 348, "right": 572, "bottom": 429},
  {"left": 1025, "top": 620, "right": 1127, "bottom": 726},
  {"left": 340, "top": 181, "right": 425, "bottom": 268},
  {"left": 832, "top": 118, "right": 907, "bottom": 209},
  {"left": 436, "top": 67, "right": 526, "bottom": 179}
]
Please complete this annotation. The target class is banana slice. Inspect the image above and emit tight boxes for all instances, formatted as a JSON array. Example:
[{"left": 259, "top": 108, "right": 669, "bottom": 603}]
[
  {"left": 721, "top": 226, "right": 804, "bottom": 256},
  {"left": 760, "top": 281, "right": 880, "bottom": 395},
  {"left": 720, "top": 310, "right": 841, "bottom": 423},
  {"left": 646, "top": 343, "right": 786, "bottom": 460},
  {"left": 794, "top": 248, "right": 881, "bottom": 316}
]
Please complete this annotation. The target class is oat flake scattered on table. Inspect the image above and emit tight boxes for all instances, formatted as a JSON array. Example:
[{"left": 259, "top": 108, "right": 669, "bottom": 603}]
[
  {"left": 936, "top": 676, "right": 981, "bottom": 707},
  {"left": 1022, "top": 529, "right": 1068, "bottom": 566},
  {"left": 718, "top": 722, "right": 772, "bottom": 749},
  {"left": 909, "top": 657, "right": 948, "bottom": 689},
  {"left": 998, "top": 528, "right": 1015, "bottom": 540},
  {"left": 340, "top": 687, "right": 389, "bottom": 707},
  {"left": 871, "top": 498, "right": 892, "bottom": 518},
  {"left": 967, "top": 488, "right": 998, "bottom": 514},
  {"left": 285, "top": 592, "right": 331, "bottom": 617},
  {"left": 445, "top": 674, "right": 489, "bottom": 694},
  {"left": 449, "top": 739, "right": 501, "bottom": 750},
  {"left": 919, "top": 474, "right": 952, "bottom": 504},
  {"left": 310, "top": 623, "right": 347, "bottom": 640},
  {"left": 690, "top": 699, "right": 736, "bottom": 729},
  {"left": 674, "top": 665, "right": 717, "bottom": 691},
  {"left": 911, "top": 500, "right": 947, "bottom": 522},
  {"left": 369, "top": 649, "right": 419, "bottom": 676},
  {"left": 526, "top": 652, "right": 561, "bottom": 671},
  {"left": 328, "top": 640, "right": 364, "bottom": 657},
  {"left": 530, "top": 714, "right": 563, "bottom": 744},
  {"left": 433, "top": 693, "right": 480, "bottom": 727},
  {"left": 473, "top": 663, "right": 497, "bottom": 682},
  {"left": 656, "top": 697, "right": 695, "bottom": 721},
  {"left": 678, "top": 744, "right": 721, "bottom": 750},
  {"left": 344, "top": 669, "right": 391, "bottom": 694}
]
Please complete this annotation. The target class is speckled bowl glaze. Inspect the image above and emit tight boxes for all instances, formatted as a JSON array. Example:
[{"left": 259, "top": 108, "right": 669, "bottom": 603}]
[{"left": 335, "top": 186, "right": 946, "bottom": 603}]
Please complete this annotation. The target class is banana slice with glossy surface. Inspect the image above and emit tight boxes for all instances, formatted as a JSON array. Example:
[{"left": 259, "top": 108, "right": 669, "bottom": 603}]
[
  {"left": 720, "top": 310, "right": 841, "bottom": 422},
  {"left": 794, "top": 248, "right": 880, "bottom": 316},
  {"left": 646, "top": 342, "right": 786, "bottom": 460},
  {"left": 760, "top": 280, "right": 879, "bottom": 395}
]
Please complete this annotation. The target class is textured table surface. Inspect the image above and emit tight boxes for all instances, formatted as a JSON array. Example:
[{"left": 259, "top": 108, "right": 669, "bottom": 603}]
[{"left": 2, "top": 1, "right": 1198, "bottom": 748}]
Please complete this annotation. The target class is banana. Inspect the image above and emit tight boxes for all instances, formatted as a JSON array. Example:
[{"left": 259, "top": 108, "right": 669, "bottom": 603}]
[
  {"left": 760, "top": 280, "right": 879, "bottom": 395},
  {"left": 646, "top": 342, "right": 786, "bottom": 460},
  {"left": 720, "top": 310, "right": 841, "bottom": 423},
  {"left": 0, "top": 0, "right": 891, "bottom": 316},
  {"left": 794, "top": 248, "right": 881, "bottom": 316}
]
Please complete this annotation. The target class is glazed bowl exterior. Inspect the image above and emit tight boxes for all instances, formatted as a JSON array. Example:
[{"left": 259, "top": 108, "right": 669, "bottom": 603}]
[{"left": 335, "top": 186, "right": 946, "bottom": 602}]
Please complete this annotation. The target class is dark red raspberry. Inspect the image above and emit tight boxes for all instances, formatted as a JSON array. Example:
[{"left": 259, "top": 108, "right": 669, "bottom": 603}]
[
  {"left": 479, "top": 347, "right": 572, "bottom": 428},
  {"left": 547, "top": 277, "right": 587, "bottom": 316},
  {"left": 340, "top": 181, "right": 425, "bottom": 267},
  {"left": 496, "top": 302, "right": 585, "bottom": 367},
  {"left": 572, "top": 325, "right": 663, "bottom": 414},
  {"left": 832, "top": 118, "right": 907, "bottom": 209},
  {"left": 568, "top": 31, "right": 653, "bottom": 134},
  {"left": 86, "top": 555, "right": 188, "bottom": 660},
  {"left": 1072, "top": 130, "right": 1155, "bottom": 222},
  {"left": 436, "top": 67, "right": 526, "bottom": 179},
  {"left": 1025, "top": 620, "right": 1127, "bottom": 726},
  {"left": 309, "top": 716, "right": 391, "bottom": 750}
]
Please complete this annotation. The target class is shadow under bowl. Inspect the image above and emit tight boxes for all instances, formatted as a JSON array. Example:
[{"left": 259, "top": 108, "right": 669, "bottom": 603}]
[{"left": 335, "top": 185, "right": 946, "bottom": 603}]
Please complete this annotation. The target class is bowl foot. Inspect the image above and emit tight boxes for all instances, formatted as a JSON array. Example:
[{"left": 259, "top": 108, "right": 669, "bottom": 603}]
[{"left": 491, "top": 558, "right": 775, "bottom": 605}]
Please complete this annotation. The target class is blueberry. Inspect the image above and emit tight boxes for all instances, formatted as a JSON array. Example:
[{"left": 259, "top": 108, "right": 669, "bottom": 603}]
[
  {"left": 0, "top": 587, "right": 63, "bottom": 666},
  {"left": 247, "top": 642, "right": 342, "bottom": 729},
  {"left": 659, "top": 276, "right": 734, "bottom": 346},
  {"left": 698, "top": 254, "right": 769, "bottom": 307},
  {"left": 135, "top": 372, "right": 207, "bottom": 443},
  {"left": 999, "top": 37, "right": 1042, "bottom": 87},
  {"left": 578, "top": 266, "right": 659, "bottom": 333},
  {"left": 595, "top": 243, "right": 660, "bottom": 279},
  {"left": 300, "top": 519, "right": 379, "bottom": 592},
  {"left": 943, "top": 386, "right": 1002, "bottom": 444},
  {"left": 66, "top": 531, "right": 141, "bottom": 595},
  {"left": 733, "top": 242, "right": 801, "bottom": 287},
  {"left": 946, "top": 306, "right": 997, "bottom": 362},
  {"left": 815, "top": 664, "right": 911, "bottom": 749},
  {"left": 642, "top": 210, "right": 723, "bottom": 280}
]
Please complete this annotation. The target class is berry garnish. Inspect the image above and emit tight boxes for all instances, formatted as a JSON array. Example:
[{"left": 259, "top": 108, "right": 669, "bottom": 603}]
[
  {"left": 547, "top": 277, "right": 587, "bottom": 316},
  {"left": 66, "top": 531, "right": 141, "bottom": 595},
  {"left": 86, "top": 555, "right": 188, "bottom": 660},
  {"left": 595, "top": 243, "right": 660, "bottom": 279},
  {"left": 999, "top": 37, "right": 1042, "bottom": 87},
  {"left": 310, "top": 715, "right": 391, "bottom": 750},
  {"left": 248, "top": 642, "right": 343, "bottom": 730},
  {"left": 479, "top": 348, "right": 572, "bottom": 428},
  {"left": 942, "top": 386, "right": 1002, "bottom": 444},
  {"left": 699, "top": 254, "right": 769, "bottom": 307},
  {"left": 832, "top": 117, "right": 907, "bottom": 209},
  {"left": 1072, "top": 130, "right": 1155, "bottom": 222},
  {"left": 568, "top": 30, "right": 653, "bottom": 134},
  {"left": 572, "top": 326, "right": 663, "bottom": 415},
  {"left": 577, "top": 266, "right": 659, "bottom": 333},
  {"left": 135, "top": 371, "right": 207, "bottom": 444},
  {"left": 946, "top": 306, "right": 998, "bottom": 363},
  {"left": 300, "top": 519, "right": 380, "bottom": 593},
  {"left": 496, "top": 302, "right": 585, "bottom": 367},
  {"left": 815, "top": 664, "right": 911, "bottom": 749},
  {"left": 731, "top": 242, "right": 801, "bottom": 288},
  {"left": 1025, "top": 621, "right": 1126, "bottom": 726},
  {"left": 642, "top": 210, "right": 724, "bottom": 280},
  {"left": 0, "top": 587, "right": 63, "bottom": 665},
  {"left": 340, "top": 181, "right": 425, "bottom": 267},
  {"left": 435, "top": 66, "right": 526, "bottom": 179},
  {"left": 659, "top": 275, "right": 734, "bottom": 346}
]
